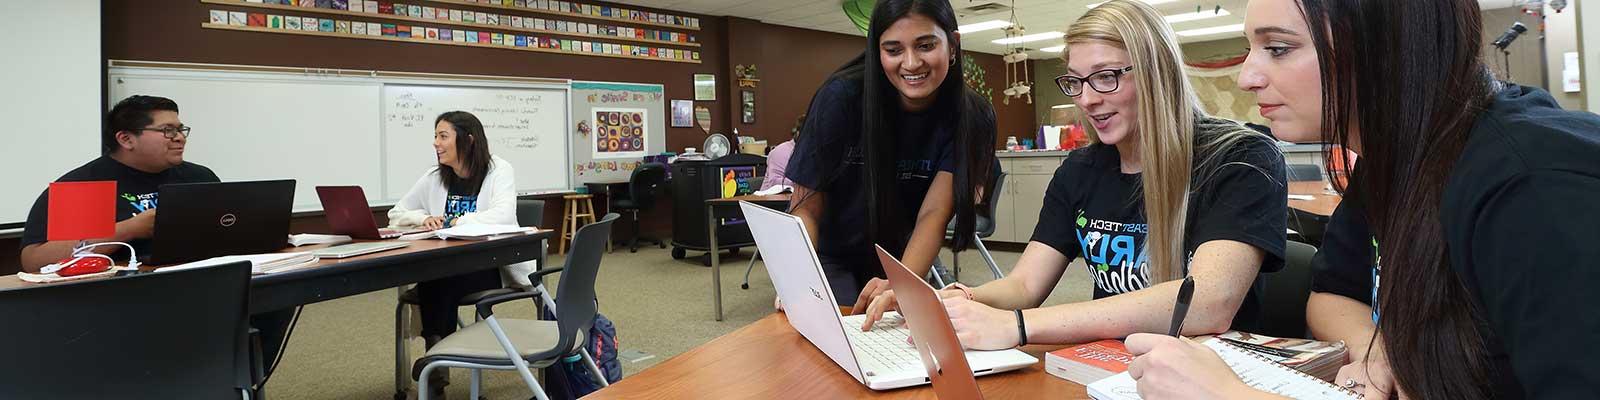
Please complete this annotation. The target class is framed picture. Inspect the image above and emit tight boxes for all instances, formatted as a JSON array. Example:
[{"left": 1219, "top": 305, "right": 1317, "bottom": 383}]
[
  {"left": 740, "top": 90, "right": 756, "bottom": 124},
  {"left": 592, "top": 108, "right": 649, "bottom": 159},
  {"left": 671, "top": 99, "right": 693, "bottom": 127},
  {"left": 693, "top": 74, "right": 716, "bottom": 101}
]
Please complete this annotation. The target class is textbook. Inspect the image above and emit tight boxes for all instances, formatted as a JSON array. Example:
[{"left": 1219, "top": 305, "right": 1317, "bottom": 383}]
[
  {"left": 1045, "top": 340, "right": 1135, "bottom": 385},
  {"left": 399, "top": 225, "right": 538, "bottom": 241},
  {"left": 163, "top": 252, "right": 319, "bottom": 275},
  {"left": 1087, "top": 339, "right": 1358, "bottom": 400}
]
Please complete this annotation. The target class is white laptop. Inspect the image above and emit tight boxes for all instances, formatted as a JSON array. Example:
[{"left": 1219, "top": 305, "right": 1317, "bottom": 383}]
[{"left": 739, "top": 201, "right": 1038, "bottom": 390}]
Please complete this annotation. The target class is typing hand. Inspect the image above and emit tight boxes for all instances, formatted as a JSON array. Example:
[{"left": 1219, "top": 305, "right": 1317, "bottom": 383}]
[
  {"left": 943, "top": 297, "right": 1019, "bottom": 350},
  {"left": 422, "top": 216, "right": 445, "bottom": 230},
  {"left": 1335, "top": 348, "right": 1401, "bottom": 399},
  {"left": 849, "top": 277, "right": 892, "bottom": 316},
  {"left": 1125, "top": 334, "right": 1257, "bottom": 400},
  {"left": 859, "top": 286, "right": 966, "bottom": 331},
  {"left": 117, "top": 209, "right": 158, "bottom": 240}
]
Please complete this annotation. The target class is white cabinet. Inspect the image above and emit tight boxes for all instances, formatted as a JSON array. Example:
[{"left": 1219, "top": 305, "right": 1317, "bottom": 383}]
[{"left": 990, "top": 153, "right": 1067, "bottom": 243}]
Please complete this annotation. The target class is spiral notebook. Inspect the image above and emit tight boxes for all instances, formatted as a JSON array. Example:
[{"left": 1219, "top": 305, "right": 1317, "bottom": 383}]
[{"left": 1087, "top": 338, "right": 1359, "bottom": 400}]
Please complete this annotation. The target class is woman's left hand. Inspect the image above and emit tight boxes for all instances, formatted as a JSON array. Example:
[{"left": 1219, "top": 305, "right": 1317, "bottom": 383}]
[
  {"left": 1125, "top": 333, "right": 1259, "bottom": 400},
  {"left": 943, "top": 297, "right": 1019, "bottom": 350}
]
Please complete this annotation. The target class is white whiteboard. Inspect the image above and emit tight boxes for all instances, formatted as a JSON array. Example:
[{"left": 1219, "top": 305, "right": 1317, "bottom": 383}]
[
  {"left": 1, "top": 1, "right": 100, "bottom": 226},
  {"left": 382, "top": 84, "right": 570, "bottom": 200},
  {"left": 104, "top": 64, "right": 571, "bottom": 216}
]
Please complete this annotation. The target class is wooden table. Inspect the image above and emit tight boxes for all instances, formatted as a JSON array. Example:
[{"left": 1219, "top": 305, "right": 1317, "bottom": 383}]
[
  {"left": 0, "top": 231, "right": 551, "bottom": 314},
  {"left": 588, "top": 311, "right": 1089, "bottom": 399},
  {"left": 1288, "top": 181, "right": 1342, "bottom": 218},
  {"left": 706, "top": 194, "right": 791, "bottom": 321}
]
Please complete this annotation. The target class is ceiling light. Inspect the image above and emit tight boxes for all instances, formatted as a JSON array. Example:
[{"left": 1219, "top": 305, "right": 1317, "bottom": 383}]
[
  {"left": 992, "top": 31, "right": 1064, "bottom": 45},
  {"left": 1165, "top": 9, "right": 1230, "bottom": 23},
  {"left": 958, "top": 20, "right": 1013, "bottom": 34},
  {"left": 1087, "top": 0, "right": 1177, "bottom": 9},
  {"left": 1039, "top": 45, "right": 1065, "bottom": 52},
  {"left": 1176, "top": 24, "right": 1245, "bottom": 37},
  {"left": 1052, "top": 104, "right": 1076, "bottom": 109}
]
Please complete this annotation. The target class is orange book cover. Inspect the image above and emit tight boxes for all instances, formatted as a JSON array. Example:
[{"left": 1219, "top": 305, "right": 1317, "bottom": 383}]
[{"left": 1049, "top": 339, "right": 1134, "bottom": 373}]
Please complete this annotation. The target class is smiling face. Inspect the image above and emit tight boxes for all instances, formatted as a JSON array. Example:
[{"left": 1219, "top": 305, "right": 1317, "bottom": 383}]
[
  {"left": 434, "top": 120, "right": 461, "bottom": 169},
  {"left": 1239, "top": 0, "right": 1325, "bottom": 142},
  {"left": 1065, "top": 42, "right": 1140, "bottom": 146},
  {"left": 116, "top": 110, "right": 187, "bottom": 172},
  {"left": 878, "top": 13, "right": 952, "bottom": 112}
]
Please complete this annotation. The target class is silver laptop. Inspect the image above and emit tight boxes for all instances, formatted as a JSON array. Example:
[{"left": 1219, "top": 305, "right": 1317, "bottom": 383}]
[{"left": 739, "top": 201, "right": 1037, "bottom": 390}]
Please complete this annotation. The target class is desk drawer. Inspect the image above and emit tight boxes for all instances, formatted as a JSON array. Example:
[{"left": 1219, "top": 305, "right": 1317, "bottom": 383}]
[{"left": 1009, "top": 157, "right": 1062, "bottom": 175}]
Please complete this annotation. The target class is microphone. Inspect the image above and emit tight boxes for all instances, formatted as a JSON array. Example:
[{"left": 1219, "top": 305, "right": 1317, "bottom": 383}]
[{"left": 1492, "top": 22, "right": 1527, "bottom": 50}]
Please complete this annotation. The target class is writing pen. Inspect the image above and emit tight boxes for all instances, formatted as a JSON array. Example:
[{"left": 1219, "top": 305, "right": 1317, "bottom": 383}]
[{"left": 1168, "top": 276, "right": 1195, "bottom": 337}]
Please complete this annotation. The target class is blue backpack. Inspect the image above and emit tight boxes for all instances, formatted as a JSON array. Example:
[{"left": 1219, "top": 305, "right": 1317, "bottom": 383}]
[{"left": 540, "top": 310, "right": 623, "bottom": 399}]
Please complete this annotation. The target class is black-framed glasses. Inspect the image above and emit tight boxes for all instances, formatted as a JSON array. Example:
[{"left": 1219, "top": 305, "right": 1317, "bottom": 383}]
[
  {"left": 1055, "top": 66, "right": 1136, "bottom": 97},
  {"left": 140, "top": 125, "right": 192, "bottom": 140}
]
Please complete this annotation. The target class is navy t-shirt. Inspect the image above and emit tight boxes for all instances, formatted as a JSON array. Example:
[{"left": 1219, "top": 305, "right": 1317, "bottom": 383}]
[
  {"left": 443, "top": 179, "right": 480, "bottom": 227},
  {"left": 20, "top": 156, "right": 220, "bottom": 257},
  {"left": 786, "top": 77, "right": 961, "bottom": 273},
  {"left": 1029, "top": 117, "right": 1287, "bottom": 332}
]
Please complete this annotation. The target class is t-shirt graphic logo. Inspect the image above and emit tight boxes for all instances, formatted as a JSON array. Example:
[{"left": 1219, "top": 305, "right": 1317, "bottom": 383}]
[
  {"left": 1075, "top": 209, "right": 1152, "bottom": 294},
  {"left": 444, "top": 194, "right": 479, "bottom": 226},
  {"left": 122, "top": 192, "right": 158, "bottom": 215}
]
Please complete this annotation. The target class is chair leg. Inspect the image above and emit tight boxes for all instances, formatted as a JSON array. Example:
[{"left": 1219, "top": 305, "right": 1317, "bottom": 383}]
[
  {"left": 417, "top": 363, "right": 437, "bottom": 400},
  {"left": 741, "top": 248, "right": 761, "bottom": 290},
  {"left": 470, "top": 369, "right": 481, "bottom": 400},
  {"left": 394, "top": 290, "right": 410, "bottom": 398},
  {"left": 485, "top": 316, "right": 549, "bottom": 400},
  {"left": 974, "top": 234, "right": 1004, "bottom": 280},
  {"left": 580, "top": 347, "right": 610, "bottom": 387},
  {"left": 953, "top": 249, "right": 961, "bottom": 281}
]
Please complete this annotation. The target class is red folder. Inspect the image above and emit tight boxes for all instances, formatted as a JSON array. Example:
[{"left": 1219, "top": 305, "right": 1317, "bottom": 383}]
[{"left": 47, "top": 181, "right": 116, "bottom": 241}]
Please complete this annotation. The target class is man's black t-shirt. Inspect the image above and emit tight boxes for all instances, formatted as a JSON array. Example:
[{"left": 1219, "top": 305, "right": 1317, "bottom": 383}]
[
  {"left": 1311, "top": 85, "right": 1600, "bottom": 399},
  {"left": 20, "top": 156, "right": 220, "bottom": 256},
  {"left": 1030, "top": 117, "right": 1287, "bottom": 331},
  {"left": 785, "top": 77, "right": 966, "bottom": 273}
]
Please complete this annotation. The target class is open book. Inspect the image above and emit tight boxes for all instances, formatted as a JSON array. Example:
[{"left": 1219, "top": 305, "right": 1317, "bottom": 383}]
[
  {"left": 398, "top": 224, "right": 539, "bottom": 241},
  {"left": 160, "top": 252, "right": 320, "bottom": 275},
  {"left": 1087, "top": 338, "right": 1359, "bottom": 400}
]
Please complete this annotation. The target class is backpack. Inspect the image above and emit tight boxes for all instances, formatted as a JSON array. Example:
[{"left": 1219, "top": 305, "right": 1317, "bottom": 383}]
[{"left": 540, "top": 309, "right": 623, "bottom": 399}]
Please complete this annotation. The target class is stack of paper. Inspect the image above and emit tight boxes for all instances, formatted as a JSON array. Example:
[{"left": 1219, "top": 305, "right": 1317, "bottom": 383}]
[
  {"left": 161, "top": 252, "right": 320, "bottom": 275},
  {"left": 287, "top": 234, "right": 353, "bottom": 247},
  {"left": 402, "top": 224, "right": 537, "bottom": 241}
]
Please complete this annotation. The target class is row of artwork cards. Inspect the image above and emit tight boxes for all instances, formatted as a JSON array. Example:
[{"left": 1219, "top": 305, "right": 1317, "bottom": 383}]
[
  {"left": 211, "top": 10, "right": 702, "bottom": 61},
  {"left": 240, "top": 0, "right": 701, "bottom": 29}
]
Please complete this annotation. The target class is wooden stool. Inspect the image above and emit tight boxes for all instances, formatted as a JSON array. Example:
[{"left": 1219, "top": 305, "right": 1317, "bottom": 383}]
[{"left": 559, "top": 194, "right": 597, "bottom": 255}]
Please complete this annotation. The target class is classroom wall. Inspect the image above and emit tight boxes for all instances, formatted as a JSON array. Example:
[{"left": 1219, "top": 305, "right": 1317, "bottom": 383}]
[
  {"left": 1482, "top": 8, "right": 1549, "bottom": 95},
  {"left": 1583, "top": 0, "right": 1600, "bottom": 114},
  {"left": 1031, "top": 37, "right": 1258, "bottom": 128},
  {"left": 1542, "top": 5, "right": 1586, "bottom": 110}
]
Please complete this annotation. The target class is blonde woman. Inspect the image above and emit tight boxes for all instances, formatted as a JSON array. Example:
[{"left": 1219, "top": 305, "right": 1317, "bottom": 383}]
[{"left": 860, "top": 0, "right": 1286, "bottom": 350}]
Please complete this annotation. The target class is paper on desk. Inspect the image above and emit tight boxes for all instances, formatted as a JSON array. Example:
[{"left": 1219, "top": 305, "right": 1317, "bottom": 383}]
[
  {"left": 400, "top": 224, "right": 537, "bottom": 241},
  {"left": 160, "top": 252, "right": 319, "bottom": 275},
  {"left": 288, "top": 234, "right": 353, "bottom": 247},
  {"left": 753, "top": 185, "right": 790, "bottom": 196}
]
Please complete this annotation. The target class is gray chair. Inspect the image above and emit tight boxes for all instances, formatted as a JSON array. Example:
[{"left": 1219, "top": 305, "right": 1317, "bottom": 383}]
[
  {"left": 0, "top": 261, "right": 253, "bottom": 399},
  {"left": 1259, "top": 240, "right": 1318, "bottom": 339},
  {"left": 944, "top": 170, "right": 1010, "bottom": 282},
  {"left": 393, "top": 199, "right": 547, "bottom": 400},
  {"left": 1287, "top": 164, "right": 1323, "bottom": 182},
  {"left": 415, "top": 213, "right": 620, "bottom": 400}
]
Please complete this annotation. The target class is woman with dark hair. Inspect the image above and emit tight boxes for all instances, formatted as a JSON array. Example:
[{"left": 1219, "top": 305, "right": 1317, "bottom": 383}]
[
  {"left": 389, "top": 111, "right": 521, "bottom": 394},
  {"left": 784, "top": 0, "right": 996, "bottom": 310},
  {"left": 1122, "top": 0, "right": 1600, "bottom": 399}
]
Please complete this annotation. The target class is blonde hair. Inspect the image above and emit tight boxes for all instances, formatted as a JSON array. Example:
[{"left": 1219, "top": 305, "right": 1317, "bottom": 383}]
[{"left": 1064, "top": 0, "right": 1269, "bottom": 284}]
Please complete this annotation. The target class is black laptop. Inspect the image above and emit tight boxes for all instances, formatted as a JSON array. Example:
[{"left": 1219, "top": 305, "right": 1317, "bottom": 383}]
[{"left": 147, "top": 180, "right": 296, "bottom": 265}]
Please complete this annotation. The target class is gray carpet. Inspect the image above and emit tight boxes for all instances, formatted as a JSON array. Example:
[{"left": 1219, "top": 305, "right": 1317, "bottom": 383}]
[{"left": 263, "top": 244, "right": 1093, "bottom": 399}]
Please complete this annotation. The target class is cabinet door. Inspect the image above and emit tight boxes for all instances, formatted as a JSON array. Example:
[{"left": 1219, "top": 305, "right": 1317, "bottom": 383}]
[{"left": 1010, "top": 173, "right": 1051, "bottom": 244}]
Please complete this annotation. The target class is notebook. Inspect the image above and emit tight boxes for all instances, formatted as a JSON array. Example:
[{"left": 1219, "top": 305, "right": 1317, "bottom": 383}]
[{"left": 1087, "top": 338, "right": 1359, "bottom": 400}]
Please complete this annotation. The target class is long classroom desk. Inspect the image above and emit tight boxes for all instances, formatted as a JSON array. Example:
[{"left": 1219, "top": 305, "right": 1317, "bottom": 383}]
[{"left": 587, "top": 310, "right": 1090, "bottom": 399}]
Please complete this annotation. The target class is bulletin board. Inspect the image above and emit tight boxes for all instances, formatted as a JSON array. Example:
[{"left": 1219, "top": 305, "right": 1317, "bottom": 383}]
[{"left": 569, "top": 81, "right": 665, "bottom": 184}]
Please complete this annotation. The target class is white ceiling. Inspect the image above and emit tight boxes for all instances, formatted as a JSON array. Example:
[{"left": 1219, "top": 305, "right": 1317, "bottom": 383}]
[{"left": 608, "top": 0, "right": 1534, "bottom": 57}]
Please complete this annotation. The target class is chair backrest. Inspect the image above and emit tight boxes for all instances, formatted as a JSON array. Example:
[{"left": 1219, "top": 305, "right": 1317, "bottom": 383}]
[
  {"left": 518, "top": 199, "right": 546, "bottom": 227},
  {"left": 980, "top": 171, "right": 1008, "bottom": 218},
  {"left": 539, "top": 213, "right": 619, "bottom": 359},
  {"left": 1287, "top": 164, "right": 1324, "bottom": 182},
  {"left": 1260, "top": 240, "right": 1318, "bottom": 338},
  {"left": 626, "top": 163, "right": 669, "bottom": 205},
  {"left": 0, "top": 262, "right": 252, "bottom": 399}
]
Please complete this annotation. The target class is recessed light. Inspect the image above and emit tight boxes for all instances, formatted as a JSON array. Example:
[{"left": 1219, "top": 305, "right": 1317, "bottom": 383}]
[
  {"left": 1176, "top": 24, "right": 1245, "bottom": 37},
  {"left": 1039, "top": 45, "right": 1065, "bottom": 52},
  {"left": 958, "top": 20, "right": 1013, "bottom": 34},
  {"left": 992, "top": 31, "right": 1064, "bottom": 45},
  {"left": 1087, "top": 0, "right": 1178, "bottom": 9},
  {"left": 1165, "top": 9, "right": 1230, "bottom": 23},
  {"left": 1052, "top": 104, "right": 1077, "bottom": 109}
]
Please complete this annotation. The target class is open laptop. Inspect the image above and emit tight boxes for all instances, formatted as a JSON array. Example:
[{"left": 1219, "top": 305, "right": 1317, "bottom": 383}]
[
  {"left": 739, "top": 201, "right": 1037, "bottom": 390},
  {"left": 147, "top": 180, "right": 296, "bottom": 265},
  {"left": 315, "top": 185, "right": 432, "bottom": 240},
  {"left": 879, "top": 244, "right": 989, "bottom": 399}
]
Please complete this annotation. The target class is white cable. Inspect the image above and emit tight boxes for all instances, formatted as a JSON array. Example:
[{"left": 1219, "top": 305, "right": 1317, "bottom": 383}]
[{"left": 71, "top": 242, "right": 142, "bottom": 270}]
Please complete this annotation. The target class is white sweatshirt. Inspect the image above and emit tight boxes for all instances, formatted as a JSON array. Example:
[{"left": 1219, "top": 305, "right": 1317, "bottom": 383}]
[{"left": 388, "top": 155, "right": 538, "bottom": 287}]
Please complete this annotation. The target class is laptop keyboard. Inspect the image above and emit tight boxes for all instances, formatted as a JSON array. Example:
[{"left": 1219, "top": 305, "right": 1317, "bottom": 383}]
[{"left": 840, "top": 314, "right": 924, "bottom": 377}]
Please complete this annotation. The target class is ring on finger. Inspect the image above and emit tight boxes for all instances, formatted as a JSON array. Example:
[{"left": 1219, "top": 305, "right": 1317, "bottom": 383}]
[{"left": 1343, "top": 378, "right": 1365, "bottom": 388}]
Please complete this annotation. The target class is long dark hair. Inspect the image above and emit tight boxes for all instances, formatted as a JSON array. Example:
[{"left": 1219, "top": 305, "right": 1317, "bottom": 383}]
[
  {"left": 854, "top": 0, "right": 995, "bottom": 254},
  {"left": 436, "top": 111, "right": 492, "bottom": 194},
  {"left": 1299, "top": 0, "right": 1495, "bottom": 398}
]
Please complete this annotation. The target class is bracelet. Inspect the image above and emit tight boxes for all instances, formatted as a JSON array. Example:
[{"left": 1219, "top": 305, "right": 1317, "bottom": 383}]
[
  {"left": 951, "top": 283, "right": 976, "bottom": 301},
  {"left": 1014, "top": 309, "right": 1028, "bottom": 347}
]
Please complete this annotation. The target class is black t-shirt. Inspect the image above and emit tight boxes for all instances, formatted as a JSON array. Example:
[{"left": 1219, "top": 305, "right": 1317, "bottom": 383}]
[
  {"left": 1310, "top": 85, "right": 1600, "bottom": 398},
  {"left": 20, "top": 156, "right": 221, "bottom": 256},
  {"left": 443, "top": 178, "right": 481, "bottom": 226},
  {"left": 1030, "top": 116, "right": 1287, "bottom": 331},
  {"left": 786, "top": 77, "right": 965, "bottom": 272}
]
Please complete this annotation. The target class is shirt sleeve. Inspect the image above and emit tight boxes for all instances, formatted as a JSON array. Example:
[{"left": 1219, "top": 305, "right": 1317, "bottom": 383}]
[
  {"left": 1464, "top": 171, "right": 1600, "bottom": 398},
  {"left": 1309, "top": 198, "right": 1374, "bottom": 305},
  {"left": 455, "top": 161, "right": 518, "bottom": 226},
  {"left": 786, "top": 80, "right": 857, "bottom": 192},
  {"left": 1187, "top": 140, "right": 1289, "bottom": 273},
  {"left": 18, "top": 189, "right": 51, "bottom": 248},
  {"left": 1028, "top": 160, "right": 1084, "bottom": 261},
  {"left": 387, "top": 169, "right": 437, "bottom": 228}
]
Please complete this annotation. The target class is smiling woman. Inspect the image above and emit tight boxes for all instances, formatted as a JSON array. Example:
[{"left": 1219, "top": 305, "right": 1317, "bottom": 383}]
[{"left": 782, "top": 0, "right": 997, "bottom": 308}]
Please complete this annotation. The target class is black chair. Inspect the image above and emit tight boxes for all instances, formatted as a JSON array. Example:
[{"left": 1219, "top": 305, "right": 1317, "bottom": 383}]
[
  {"left": 393, "top": 199, "right": 546, "bottom": 399},
  {"left": 943, "top": 170, "right": 1010, "bottom": 282},
  {"left": 1260, "top": 240, "right": 1318, "bottom": 339},
  {"left": 1287, "top": 164, "right": 1323, "bottom": 182},
  {"left": 612, "top": 162, "right": 668, "bottom": 252},
  {"left": 415, "top": 213, "right": 620, "bottom": 400},
  {"left": 0, "top": 262, "right": 253, "bottom": 399}
]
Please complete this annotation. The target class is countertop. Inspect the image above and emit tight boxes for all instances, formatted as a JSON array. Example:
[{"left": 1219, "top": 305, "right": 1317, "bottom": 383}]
[{"left": 996, "top": 150, "right": 1072, "bottom": 158}]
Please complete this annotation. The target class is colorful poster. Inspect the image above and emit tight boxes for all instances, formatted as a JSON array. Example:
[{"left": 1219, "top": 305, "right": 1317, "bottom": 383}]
[
  {"left": 592, "top": 108, "right": 648, "bottom": 159},
  {"left": 718, "top": 166, "right": 757, "bottom": 225}
]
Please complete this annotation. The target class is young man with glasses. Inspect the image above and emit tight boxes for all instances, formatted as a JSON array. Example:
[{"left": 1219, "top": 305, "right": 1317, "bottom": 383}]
[{"left": 18, "top": 95, "right": 217, "bottom": 272}]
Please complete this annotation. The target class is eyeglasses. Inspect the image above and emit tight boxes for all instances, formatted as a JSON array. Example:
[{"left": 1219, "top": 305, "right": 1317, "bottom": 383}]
[
  {"left": 1055, "top": 66, "right": 1136, "bottom": 97},
  {"left": 139, "top": 125, "right": 192, "bottom": 140}
]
